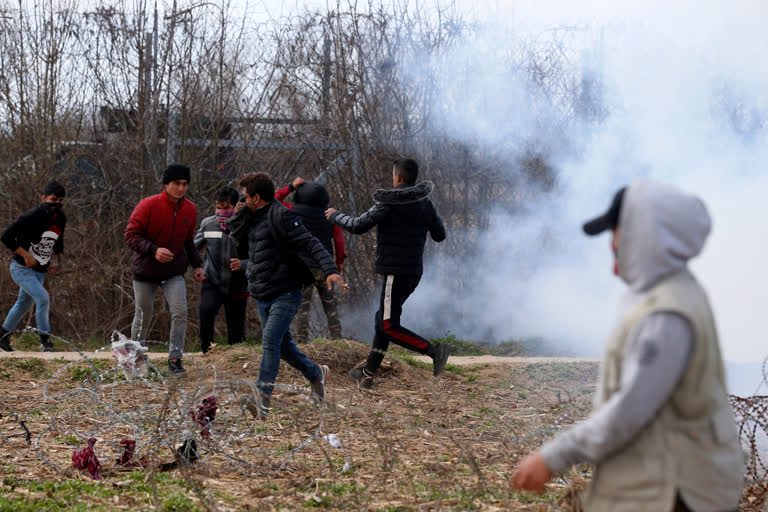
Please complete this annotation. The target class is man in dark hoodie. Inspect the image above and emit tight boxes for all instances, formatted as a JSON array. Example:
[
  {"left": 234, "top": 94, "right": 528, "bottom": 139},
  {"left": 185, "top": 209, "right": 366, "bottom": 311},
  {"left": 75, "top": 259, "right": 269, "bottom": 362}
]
[
  {"left": 275, "top": 177, "right": 346, "bottom": 341},
  {"left": 325, "top": 159, "right": 449, "bottom": 388},
  {"left": 228, "top": 172, "right": 347, "bottom": 418},
  {"left": 124, "top": 164, "right": 204, "bottom": 376},
  {"left": 0, "top": 180, "right": 67, "bottom": 352},
  {"left": 194, "top": 186, "right": 249, "bottom": 353}
]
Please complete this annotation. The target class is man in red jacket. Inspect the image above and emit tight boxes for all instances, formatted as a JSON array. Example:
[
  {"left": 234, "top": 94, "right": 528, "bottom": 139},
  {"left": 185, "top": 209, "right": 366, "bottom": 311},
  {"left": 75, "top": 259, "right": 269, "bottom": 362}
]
[{"left": 124, "top": 164, "right": 204, "bottom": 376}]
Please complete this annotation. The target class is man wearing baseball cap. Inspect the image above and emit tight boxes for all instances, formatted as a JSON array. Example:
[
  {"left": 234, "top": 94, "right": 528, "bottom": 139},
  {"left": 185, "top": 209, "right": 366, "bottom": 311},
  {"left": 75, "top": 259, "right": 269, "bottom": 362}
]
[
  {"left": 512, "top": 180, "right": 744, "bottom": 511},
  {"left": 125, "top": 164, "right": 204, "bottom": 376}
]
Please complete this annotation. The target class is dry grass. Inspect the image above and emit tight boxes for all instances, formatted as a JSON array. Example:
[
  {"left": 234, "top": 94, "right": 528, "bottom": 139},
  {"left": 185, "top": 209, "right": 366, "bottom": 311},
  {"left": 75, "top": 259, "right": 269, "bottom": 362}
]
[{"left": 0, "top": 340, "right": 598, "bottom": 511}]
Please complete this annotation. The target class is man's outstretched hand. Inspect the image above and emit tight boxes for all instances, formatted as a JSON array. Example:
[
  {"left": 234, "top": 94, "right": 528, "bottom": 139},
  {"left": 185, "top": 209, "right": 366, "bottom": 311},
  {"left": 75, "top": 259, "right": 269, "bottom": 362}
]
[
  {"left": 511, "top": 452, "right": 553, "bottom": 493},
  {"left": 324, "top": 208, "right": 337, "bottom": 221},
  {"left": 293, "top": 177, "right": 305, "bottom": 189},
  {"left": 326, "top": 273, "right": 349, "bottom": 292}
]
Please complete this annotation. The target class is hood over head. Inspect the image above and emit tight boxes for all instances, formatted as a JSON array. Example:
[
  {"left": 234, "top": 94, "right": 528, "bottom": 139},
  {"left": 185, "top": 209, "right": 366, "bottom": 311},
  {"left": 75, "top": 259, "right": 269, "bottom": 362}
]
[
  {"left": 373, "top": 181, "right": 434, "bottom": 205},
  {"left": 616, "top": 179, "right": 711, "bottom": 292},
  {"left": 294, "top": 182, "right": 330, "bottom": 208}
]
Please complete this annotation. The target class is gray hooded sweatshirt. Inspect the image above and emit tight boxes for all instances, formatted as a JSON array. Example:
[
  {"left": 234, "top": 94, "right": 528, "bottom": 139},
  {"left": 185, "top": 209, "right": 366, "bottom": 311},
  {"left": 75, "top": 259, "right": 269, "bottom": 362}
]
[{"left": 540, "top": 180, "right": 716, "bottom": 478}]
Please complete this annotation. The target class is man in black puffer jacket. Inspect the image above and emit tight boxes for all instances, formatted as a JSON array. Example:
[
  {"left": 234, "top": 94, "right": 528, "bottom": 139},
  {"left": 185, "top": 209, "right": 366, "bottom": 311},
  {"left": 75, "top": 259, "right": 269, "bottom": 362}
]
[
  {"left": 325, "top": 158, "right": 449, "bottom": 388},
  {"left": 228, "top": 172, "right": 347, "bottom": 418}
]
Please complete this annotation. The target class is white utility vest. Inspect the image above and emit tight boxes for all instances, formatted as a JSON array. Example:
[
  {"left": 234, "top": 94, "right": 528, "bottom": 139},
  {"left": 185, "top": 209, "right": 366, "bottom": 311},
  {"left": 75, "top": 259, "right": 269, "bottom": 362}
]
[{"left": 584, "top": 270, "right": 744, "bottom": 512}]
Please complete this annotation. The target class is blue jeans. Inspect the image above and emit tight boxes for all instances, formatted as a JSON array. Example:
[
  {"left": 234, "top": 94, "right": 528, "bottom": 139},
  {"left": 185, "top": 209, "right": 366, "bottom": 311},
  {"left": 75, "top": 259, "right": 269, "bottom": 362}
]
[
  {"left": 3, "top": 260, "right": 50, "bottom": 334},
  {"left": 257, "top": 290, "right": 321, "bottom": 396},
  {"left": 131, "top": 276, "right": 187, "bottom": 360}
]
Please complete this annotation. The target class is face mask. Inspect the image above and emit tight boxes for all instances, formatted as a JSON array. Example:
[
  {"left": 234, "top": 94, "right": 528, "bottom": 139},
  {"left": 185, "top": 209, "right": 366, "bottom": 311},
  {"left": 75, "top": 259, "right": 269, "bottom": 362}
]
[
  {"left": 42, "top": 202, "right": 63, "bottom": 210},
  {"left": 216, "top": 208, "right": 235, "bottom": 230}
]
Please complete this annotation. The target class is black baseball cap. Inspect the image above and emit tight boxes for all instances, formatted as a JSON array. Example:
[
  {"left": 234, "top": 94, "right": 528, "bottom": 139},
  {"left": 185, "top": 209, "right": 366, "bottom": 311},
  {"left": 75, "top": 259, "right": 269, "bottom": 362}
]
[{"left": 583, "top": 186, "right": 626, "bottom": 236}]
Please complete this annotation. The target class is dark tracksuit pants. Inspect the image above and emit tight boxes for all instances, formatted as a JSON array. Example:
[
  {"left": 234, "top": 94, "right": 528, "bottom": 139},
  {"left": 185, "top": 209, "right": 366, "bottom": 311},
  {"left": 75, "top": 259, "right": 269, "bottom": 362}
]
[
  {"left": 199, "top": 280, "right": 248, "bottom": 352},
  {"left": 365, "top": 274, "right": 434, "bottom": 372}
]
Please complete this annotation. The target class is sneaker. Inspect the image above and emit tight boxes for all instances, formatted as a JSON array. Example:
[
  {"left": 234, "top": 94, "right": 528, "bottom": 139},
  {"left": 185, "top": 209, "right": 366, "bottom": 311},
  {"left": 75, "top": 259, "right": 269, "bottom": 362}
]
[
  {"left": 348, "top": 367, "right": 374, "bottom": 389},
  {"left": 40, "top": 335, "right": 54, "bottom": 352},
  {"left": 168, "top": 359, "right": 187, "bottom": 377},
  {"left": 0, "top": 328, "right": 13, "bottom": 352},
  {"left": 431, "top": 343, "right": 451, "bottom": 377},
  {"left": 311, "top": 365, "right": 329, "bottom": 405},
  {"left": 239, "top": 392, "right": 270, "bottom": 419}
]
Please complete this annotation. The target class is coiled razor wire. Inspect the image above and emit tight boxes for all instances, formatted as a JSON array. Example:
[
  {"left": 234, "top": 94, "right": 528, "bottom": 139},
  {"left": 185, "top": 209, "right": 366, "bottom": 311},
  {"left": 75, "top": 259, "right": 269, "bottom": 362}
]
[
  {"left": 1, "top": 328, "right": 341, "bottom": 481},
  {"left": 19, "top": 325, "right": 767, "bottom": 510},
  {"left": 4, "top": 327, "right": 589, "bottom": 484}
]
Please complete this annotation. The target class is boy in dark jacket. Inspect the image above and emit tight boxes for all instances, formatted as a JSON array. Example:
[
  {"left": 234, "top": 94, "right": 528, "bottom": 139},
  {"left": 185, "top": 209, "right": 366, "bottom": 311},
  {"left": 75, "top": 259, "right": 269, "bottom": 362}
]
[
  {"left": 275, "top": 177, "right": 346, "bottom": 341},
  {"left": 194, "top": 186, "right": 249, "bottom": 353},
  {"left": 0, "top": 181, "right": 67, "bottom": 352},
  {"left": 229, "top": 172, "right": 347, "bottom": 418},
  {"left": 325, "top": 159, "right": 449, "bottom": 387},
  {"left": 124, "top": 164, "right": 204, "bottom": 376}
]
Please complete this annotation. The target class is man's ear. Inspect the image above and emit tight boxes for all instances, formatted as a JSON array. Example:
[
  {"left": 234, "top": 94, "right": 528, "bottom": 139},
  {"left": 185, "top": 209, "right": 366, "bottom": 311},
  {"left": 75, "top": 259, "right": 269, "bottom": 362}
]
[{"left": 253, "top": 194, "right": 261, "bottom": 205}]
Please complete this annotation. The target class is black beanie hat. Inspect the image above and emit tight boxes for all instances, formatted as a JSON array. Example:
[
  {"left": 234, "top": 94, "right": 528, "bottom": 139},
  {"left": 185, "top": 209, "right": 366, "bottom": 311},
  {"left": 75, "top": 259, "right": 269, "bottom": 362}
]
[{"left": 163, "top": 164, "right": 191, "bottom": 185}]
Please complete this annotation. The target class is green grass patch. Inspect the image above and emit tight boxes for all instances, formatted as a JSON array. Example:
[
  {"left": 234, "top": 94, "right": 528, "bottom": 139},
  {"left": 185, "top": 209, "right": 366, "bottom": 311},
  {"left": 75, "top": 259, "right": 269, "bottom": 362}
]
[
  {"left": 160, "top": 493, "right": 201, "bottom": 512},
  {"left": 54, "top": 435, "right": 81, "bottom": 446},
  {"left": 429, "top": 333, "right": 488, "bottom": 356},
  {"left": 228, "top": 352, "right": 250, "bottom": 363},
  {"left": 0, "top": 472, "right": 204, "bottom": 511},
  {"left": 65, "top": 360, "right": 114, "bottom": 382},
  {"left": 1, "top": 359, "right": 50, "bottom": 378}
]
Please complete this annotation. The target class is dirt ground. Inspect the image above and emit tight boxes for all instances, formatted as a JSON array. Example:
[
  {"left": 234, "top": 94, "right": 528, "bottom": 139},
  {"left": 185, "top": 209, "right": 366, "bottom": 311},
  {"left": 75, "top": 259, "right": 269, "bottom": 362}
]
[{"left": 0, "top": 340, "right": 600, "bottom": 511}]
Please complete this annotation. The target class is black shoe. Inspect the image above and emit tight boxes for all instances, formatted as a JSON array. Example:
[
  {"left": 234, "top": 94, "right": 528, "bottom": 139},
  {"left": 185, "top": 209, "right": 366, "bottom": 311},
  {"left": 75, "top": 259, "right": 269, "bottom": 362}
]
[
  {"left": 431, "top": 343, "right": 451, "bottom": 376},
  {"left": 0, "top": 328, "right": 13, "bottom": 352},
  {"left": 168, "top": 359, "right": 187, "bottom": 377},
  {"left": 348, "top": 367, "right": 374, "bottom": 389},
  {"left": 311, "top": 365, "right": 329, "bottom": 405},
  {"left": 240, "top": 392, "right": 270, "bottom": 419},
  {"left": 40, "top": 335, "right": 54, "bottom": 352}
]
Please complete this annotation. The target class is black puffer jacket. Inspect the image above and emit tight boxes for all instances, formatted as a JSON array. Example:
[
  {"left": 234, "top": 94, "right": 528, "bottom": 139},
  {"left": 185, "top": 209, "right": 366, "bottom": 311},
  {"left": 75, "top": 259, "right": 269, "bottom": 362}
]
[
  {"left": 329, "top": 181, "right": 446, "bottom": 276},
  {"left": 229, "top": 201, "right": 338, "bottom": 301}
]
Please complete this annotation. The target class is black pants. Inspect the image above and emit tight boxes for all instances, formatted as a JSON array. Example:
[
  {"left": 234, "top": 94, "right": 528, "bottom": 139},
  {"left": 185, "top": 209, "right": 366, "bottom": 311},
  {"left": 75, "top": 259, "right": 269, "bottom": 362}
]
[
  {"left": 365, "top": 274, "right": 433, "bottom": 372},
  {"left": 199, "top": 281, "right": 248, "bottom": 352}
]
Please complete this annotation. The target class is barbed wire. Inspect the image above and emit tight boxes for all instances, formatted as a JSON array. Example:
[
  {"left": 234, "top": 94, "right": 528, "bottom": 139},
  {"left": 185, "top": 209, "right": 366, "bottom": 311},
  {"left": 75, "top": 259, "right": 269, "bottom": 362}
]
[{"left": 18, "top": 327, "right": 762, "bottom": 510}]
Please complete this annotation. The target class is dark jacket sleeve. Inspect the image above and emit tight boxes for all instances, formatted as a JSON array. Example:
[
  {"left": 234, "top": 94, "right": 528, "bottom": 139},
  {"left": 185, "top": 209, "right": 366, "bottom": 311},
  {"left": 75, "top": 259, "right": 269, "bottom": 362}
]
[
  {"left": 1, "top": 208, "right": 38, "bottom": 252},
  {"left": 124, "top": 199, "right": 158, "bottom": 256},
  {"left": 185, "top": 238, "right": 203, "bottom": 269},
  {"left": 225, "top": 208, "right": 250, "bottom": 250},
  {"left": 329, "top": 202, "right": 389, "bottom": 234},
  {"left": 428, "top": 200, "right": 446, "bottom": 242},
  {"left": 185, "top": 211, "right": 203, "bottom": 269},
  {"left": 280, "top": 208, "right": 338, "bottom": 277}
]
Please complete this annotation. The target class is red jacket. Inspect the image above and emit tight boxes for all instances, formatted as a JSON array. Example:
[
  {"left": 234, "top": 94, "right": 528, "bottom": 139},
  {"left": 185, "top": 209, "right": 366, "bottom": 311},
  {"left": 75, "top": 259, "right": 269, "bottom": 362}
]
[
  {"left": 275, "top": 185, "right": 347, "bottom": 268},
  {"left": 125, "top": 190, "right": 202, "bottom": 281}
]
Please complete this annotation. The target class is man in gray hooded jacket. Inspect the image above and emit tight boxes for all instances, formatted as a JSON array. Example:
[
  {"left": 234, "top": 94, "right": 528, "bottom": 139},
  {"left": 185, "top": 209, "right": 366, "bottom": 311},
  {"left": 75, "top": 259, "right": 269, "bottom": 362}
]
[{"left": 512, "top": 180, "right": 744, "bottom": 512}]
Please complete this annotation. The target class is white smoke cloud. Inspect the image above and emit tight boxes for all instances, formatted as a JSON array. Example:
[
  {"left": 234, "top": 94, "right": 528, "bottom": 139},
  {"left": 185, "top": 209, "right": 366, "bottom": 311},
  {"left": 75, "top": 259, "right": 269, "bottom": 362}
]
[{"left": 384, "top": 0, "right": 768, "bottom": 382}]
